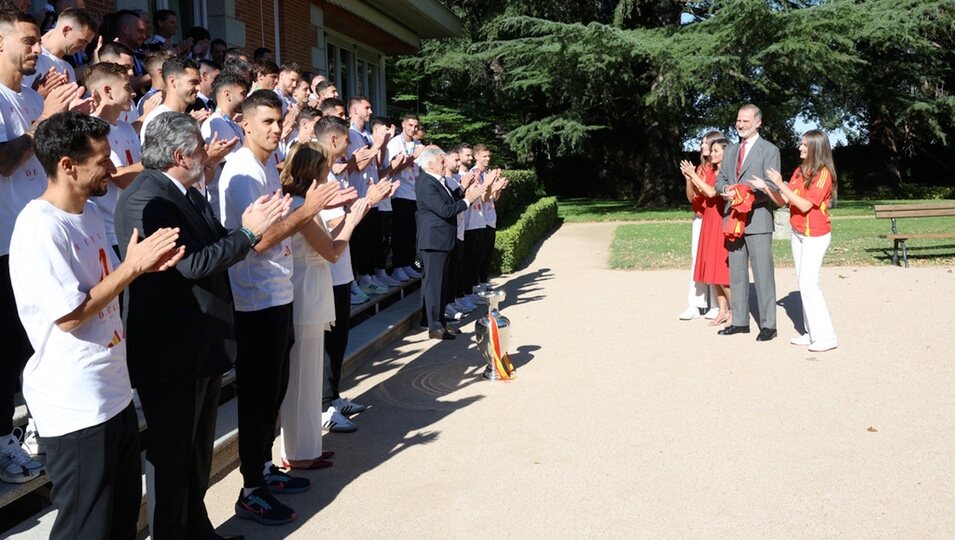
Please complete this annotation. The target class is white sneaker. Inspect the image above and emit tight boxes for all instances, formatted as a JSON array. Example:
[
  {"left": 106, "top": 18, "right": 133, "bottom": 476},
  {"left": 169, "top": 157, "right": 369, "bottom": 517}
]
[
  {"left": 350, "top": 292, "right": 366, "bottom": 305},
  {"left": 358, "top": 276, "right": 388, "bottom": 295},
  {"left": 402, "top": 265, "right": 422, "bottom": 279},
  {"left": 392, "top": 267, "right": 411, "bottom": 282},
  {"left": 351, "top": 281, "right": 369, "bottom": 299},
  {"left": 444, "top": 304, "right": 464, "bottom": 321},
  {"left": 703, "top": 308, "right": 720, "bottom": 320},
  {"left": 375, "top": 270, "right": 402, "bottom": 287},
  {"left": 808, "top": 339, "right": 838, "bottom": 353},
  {"left": 790, "top": 334, "right": 812, "bottom": 346},
  {"left": 0, "top": 430, "right": 44, "bottom": 484},
  {"left": 322, "top": 407, "right": 357, "bottom": 433},
  {"left": 368, "top": 275, "right": 391, "bottom": 293},
  {"left": 678, "top": 306, "right": 702, "bottom": 320},
  {"left": 332, "top": 397, "right": 367, "bottom": 415}
]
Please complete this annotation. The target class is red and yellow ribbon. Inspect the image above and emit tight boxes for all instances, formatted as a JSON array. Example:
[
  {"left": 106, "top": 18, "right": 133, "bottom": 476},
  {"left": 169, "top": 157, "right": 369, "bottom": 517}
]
[{"left": 488, "top": 315, "right": 516, "bottom": 380}]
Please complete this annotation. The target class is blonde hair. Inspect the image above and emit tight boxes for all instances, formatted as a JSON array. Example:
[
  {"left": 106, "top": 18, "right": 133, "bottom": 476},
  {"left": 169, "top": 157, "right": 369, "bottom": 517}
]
[{"left": 280, "top": 141, "right": 331, "bottom": 198}]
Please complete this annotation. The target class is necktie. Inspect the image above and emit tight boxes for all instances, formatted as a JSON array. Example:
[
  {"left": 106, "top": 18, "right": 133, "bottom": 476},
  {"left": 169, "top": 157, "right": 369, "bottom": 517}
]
[
  {"left": 186, "top": 188, "right": 215, "bottom": 234},
  {"left": 737, "top": 139, "right": 748, "bottom": 179}
]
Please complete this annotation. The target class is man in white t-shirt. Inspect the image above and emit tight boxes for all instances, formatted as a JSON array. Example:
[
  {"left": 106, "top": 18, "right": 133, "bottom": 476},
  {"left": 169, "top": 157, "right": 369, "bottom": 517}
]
[
  {"left": 471, "top": 144, "right": 508, "bottom": 286},
  {"left": 273, "top": 62, "right": 300, "bottom": 114},
  {"left": 10, "top": 111, "right": 184, "bottom": 540},
  {"left": 21, "top": 8, "right": 94, "bottom": 90},
  {"left": 345, "top": 96, "right": 394, "bottom": 295},
  {"left": 87, "top": 62, "right": 144, "bottom": 253},
  {"left": 442, "top": 147, "right": 478, "bottom": 318},
  {"left": 0, "top": 10, "right": 85, "bottom": 485},
  {"left": 96, "top": 41, "right": 142, "bottom": 128},
  {"left": 140, "top": 57, "right": 212, "bottom": 144},
  {"left": 385, "top": 113, "right": 425, "bottom": 283},
  {"left": 218, "top": 89, "right": 343, "bottom": 526},
  {"left": 201, "top": 71, "right": 248, "bottom": 218}
]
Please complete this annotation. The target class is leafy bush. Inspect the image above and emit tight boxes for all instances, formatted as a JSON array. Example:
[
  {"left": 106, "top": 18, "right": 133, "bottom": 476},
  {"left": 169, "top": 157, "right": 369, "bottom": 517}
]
[
  {"left": 495, "top": 169, "right": 545, "bottom": 220},
  {"left": 492, "top": 196, "right": 559, "bottom": 273},
  {"left": 895, "top": 184, "right": 955, "bottom": 200}
]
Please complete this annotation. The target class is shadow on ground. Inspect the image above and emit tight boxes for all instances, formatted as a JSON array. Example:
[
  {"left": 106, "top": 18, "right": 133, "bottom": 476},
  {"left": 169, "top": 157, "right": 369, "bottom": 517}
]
[{"left": 213, "top": 256, "right": 551, "bottom": 538}]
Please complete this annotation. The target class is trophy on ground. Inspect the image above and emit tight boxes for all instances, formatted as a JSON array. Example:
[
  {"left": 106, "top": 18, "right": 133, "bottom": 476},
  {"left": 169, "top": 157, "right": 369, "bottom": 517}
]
[{"left": 473, "top": 288, "right": 516, "bottom": 381}]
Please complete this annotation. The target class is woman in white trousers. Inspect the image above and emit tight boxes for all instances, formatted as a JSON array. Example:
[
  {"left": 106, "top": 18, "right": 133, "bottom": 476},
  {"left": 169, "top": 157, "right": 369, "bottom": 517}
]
[{"left": 750, "top": 130, "right": 838, "bottom": 352}]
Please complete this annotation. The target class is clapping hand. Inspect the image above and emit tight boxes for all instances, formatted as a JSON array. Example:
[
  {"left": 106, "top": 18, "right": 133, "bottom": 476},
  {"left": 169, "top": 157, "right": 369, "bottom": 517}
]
[
  {"left": 720, "top": 187, "right": 737, "bottom": 202},
  {"left": 365, "top": 180, "right": 391, "bottom": 207},
  {"left": 34, "top": 67, "right": 67, "bottom": 98},
  {"left": 766, "top": 168, "right": 784, "bottom": 185},
  {"left": 491, "top": 174, "right": 508, "bottom": 195},
  {"left": 303, "top": 179, "right": 342, "bottom": 215},
  {"left": 328, "top": 186, "right": 358, "bottom": 208},
  {"left": 459, "top": 170, "right": 477, "bottom": 190},
  {"left": 748, "top": 176, "right": 769, "bottom": 191},
  {"left": 124, "top": 227, "right": 186, "bottom": 274},
  {"left": 242, "top": 190, "right": 291, "bottom": 237},
  {"left": 42, "top": 82, "right": 83, "bottom": 119},
  {"left": 345, "top": 197, "right": 370, "bottom": 226},
  {"left": 142, "top": 92, "right": 164, "bottom": 117},
  {"left": 331, "top": 161, "right": 348, "bottom": 175},
  {"left": 679, "top": 160, "right": 697, "bottom": 180},
  {"left": 281, "top": 104, "right": 300, "bottom": 141},
  {"left": 464, "top": 180, "right": 488, "bottom": 203},
  {"left": 205, "top": 132, "right": 240, "bottom": 166}
]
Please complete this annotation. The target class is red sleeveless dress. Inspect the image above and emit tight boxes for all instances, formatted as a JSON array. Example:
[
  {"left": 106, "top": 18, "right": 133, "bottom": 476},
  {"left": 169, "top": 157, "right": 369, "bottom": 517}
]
[{"left": 692, "top": 167, "right": 730, "bottom": 286}]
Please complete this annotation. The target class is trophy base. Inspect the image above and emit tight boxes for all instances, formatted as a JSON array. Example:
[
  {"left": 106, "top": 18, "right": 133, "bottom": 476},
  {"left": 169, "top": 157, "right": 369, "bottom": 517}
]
[{"left": 482, "top": 365, "right": 501, "bottom": 380}]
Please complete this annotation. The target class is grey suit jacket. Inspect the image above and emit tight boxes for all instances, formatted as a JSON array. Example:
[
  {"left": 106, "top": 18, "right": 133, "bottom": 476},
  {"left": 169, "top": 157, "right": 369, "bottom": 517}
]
[{"left": 714, "top": 135, "right": 782, "bottom": 235}]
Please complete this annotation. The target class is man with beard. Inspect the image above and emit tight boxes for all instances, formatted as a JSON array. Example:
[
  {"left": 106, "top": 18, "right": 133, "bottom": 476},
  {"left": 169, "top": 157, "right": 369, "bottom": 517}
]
[
  {"left": 0, "top": 9, "right": 81, "bottom": 484},
  {"left": 139, "top": 57, "right": 212, "bottom": 143},
  {"left": 10, "top": 111, "right": 184, "bottom": 539},
  {"left": 117, "top": 111, "right": 288, "bottom": 539},
  {"left": 21, "top": 8, "right": 96, "bottom": 90}
]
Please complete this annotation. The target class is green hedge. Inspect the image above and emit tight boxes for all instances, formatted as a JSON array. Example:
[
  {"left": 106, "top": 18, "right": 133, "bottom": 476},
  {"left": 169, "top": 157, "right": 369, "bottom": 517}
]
[
  {"left": 495, "top": 169, "right": 545, "bottom": 221},
  {"left": 492, "top": 196, "right": 559, "bottom": 274}
]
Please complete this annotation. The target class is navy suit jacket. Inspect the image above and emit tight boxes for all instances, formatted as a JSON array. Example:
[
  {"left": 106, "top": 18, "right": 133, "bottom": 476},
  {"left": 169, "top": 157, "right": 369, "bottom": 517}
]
[
  {"left": 115, "top": 169, "right": 253, "bottom": 386},
  {"left": 415, "top": 171, "right": 467, "bottom": 252}
]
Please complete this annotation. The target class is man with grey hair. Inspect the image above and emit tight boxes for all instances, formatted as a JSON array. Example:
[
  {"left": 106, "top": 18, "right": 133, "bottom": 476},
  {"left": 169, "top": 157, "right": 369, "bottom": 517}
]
[
  {"left": 415, "top": 146, "right": 486, "bottom": 339},
  {"left": 116, "top": 111, "right": 289, "bottom": 539}
]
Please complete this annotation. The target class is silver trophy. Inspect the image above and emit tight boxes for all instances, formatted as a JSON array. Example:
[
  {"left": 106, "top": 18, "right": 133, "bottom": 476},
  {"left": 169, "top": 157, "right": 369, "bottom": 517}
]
[{"left": 473, "top": 289, "right": 515, "bottom": 380}]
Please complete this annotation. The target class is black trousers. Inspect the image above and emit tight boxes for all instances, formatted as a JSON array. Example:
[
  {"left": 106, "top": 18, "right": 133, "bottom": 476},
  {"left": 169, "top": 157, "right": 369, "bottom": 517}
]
[
  {"left": 479, "top": 226, "right": 496, "bottom": 283},
  {"left": 41, "top": 403, "right": 141, "bottom": 540},
  {"left": 445, "top": 238, "right": 464, "bottom": 303},
  {"left": 391, "top": 198, "right": 417, "bottom": 268},
  {"left": 234, "top": 303, "right": 294, "bottom": 488},
  {"left": 0, "top": 255, "right": 32, "bottom": 435},
  {"left": 351, "top": 208, "right": 380, "bottom": 276},
  {"left": 377, "top": 209, "right": 392, "bottom": 270},
  {"left": 420, "top": 249, "right": 450, "bottom": 331},
  {"left": 138, "top": 375, "right": 222, "bottom": 539},
  {"left": 323, "top": 282, "right": 351, "bottom": 407},
  {"left": 462, "top": 228, "right": 488, "bottom": 296}
]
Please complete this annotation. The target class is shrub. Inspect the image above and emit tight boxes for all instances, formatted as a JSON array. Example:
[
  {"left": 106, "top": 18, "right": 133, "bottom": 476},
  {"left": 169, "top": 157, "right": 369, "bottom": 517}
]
[
  {"left": 495, "top": 169, "right": 545, "bottom": 220},
  {"left": 492, "top": 196, "right": 559, "bottom": 273}
]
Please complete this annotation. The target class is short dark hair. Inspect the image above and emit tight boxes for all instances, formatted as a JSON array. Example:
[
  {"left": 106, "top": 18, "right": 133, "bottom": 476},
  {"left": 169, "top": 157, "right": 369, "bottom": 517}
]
[
  {"left": 370, "top": 116, "right": 390, "bottom": 132},
  {"left": 144, "top": 50, "right": 173, "bottom": 73},
  {"left": 162, "top": 57, "right": 199, "bottom": 83},
  {"left": 98, "top": 41, "right": 135, "bottom": 62},
  {"left": 253, "top": 61, "right": 279, "bottom": 77},
  {"left": 241, "top": 89, "right": 282, "bottom": 116},
  {"left": 34, "top": 112, "right": 110, "bottom": 178},
  {"left": 314, "top": 116, "right": 348, "bottom": 140},
  {"left": 319, "top": 98, "right": 345, "bottom": 114},
  {"left": 402, "top": 113, "right": 419, "bottom": 123},
  {"left": 153, "top": 9, "right": 175, "bottom": 29},
  {"left": 57, "top": 8, "right": 97, "bottom": 31},
  {"left": 211, "top": 72, "right": 248, "bottom": 98},
  {"left": 210, "top": 38, "right": 226, "bottom": 49},
  {"left": 0, "top": 10, "right": 38, "bottom": 29},
  {"left": 279, "top": 62, "right": 301, "bottom": 75},
  {"left": 84, "top": 62, "right": 128, "bottom": 90},
  {"left": 224, "top": 47, "right": 247, "bottom": 62},
  {"left": 252, "top": 47, "right": 272, "bottom": 62},
  {"left": 184, "top": 26, "right": 210, "bottom": 42},
  {"left": 198, "top": 58, "right": 221, "bottom": 71},
  {"left": 347, "top": 96, "right": 370, "bottom": 112},
  {"left": 296, "top": 106, "right": 321, "bottom": 124},
  {"left": 314, "top": 80, "right": 336, "bottom": 94}
]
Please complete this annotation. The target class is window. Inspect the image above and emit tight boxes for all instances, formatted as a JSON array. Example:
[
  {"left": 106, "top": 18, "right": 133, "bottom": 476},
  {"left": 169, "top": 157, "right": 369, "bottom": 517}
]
[{"left": 326, "top": 36, "right": 383, "bottom": 111}]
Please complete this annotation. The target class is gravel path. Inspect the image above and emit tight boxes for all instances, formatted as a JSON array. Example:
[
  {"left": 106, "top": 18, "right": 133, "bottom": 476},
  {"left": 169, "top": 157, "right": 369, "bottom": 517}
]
[{"left": 207, "top": 221, "right": 955, "bottom": 539}]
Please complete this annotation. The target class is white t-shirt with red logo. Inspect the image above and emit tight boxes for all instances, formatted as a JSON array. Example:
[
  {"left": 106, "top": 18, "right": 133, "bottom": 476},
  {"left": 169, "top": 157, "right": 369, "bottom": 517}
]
[
  {"left": 0, "top": 82, "right": 47, "bottom": 256},
  {"left": 9, "top": 200, "right": 131, "bottom": 437},
  {"left": 92, "top": 118, "right": 141, "bottom": 246}
]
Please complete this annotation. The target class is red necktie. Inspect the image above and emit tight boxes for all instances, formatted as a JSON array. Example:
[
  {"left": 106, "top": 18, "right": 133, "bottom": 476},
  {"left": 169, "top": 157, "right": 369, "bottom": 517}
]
[{"left": 736, "top": 138, "right": 747, "bottom": 179}]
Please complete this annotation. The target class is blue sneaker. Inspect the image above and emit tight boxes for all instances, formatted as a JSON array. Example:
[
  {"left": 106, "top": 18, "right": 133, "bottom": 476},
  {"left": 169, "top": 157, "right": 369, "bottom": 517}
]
[{"left": 235, "top": 486, "right": 296, "bottom": 525}]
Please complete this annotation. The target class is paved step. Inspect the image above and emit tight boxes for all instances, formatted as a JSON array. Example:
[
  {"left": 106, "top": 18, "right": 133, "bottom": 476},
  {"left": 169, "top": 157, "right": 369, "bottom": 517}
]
[{"left": 3, "top": 289, "right": 421, "bottom": 538}]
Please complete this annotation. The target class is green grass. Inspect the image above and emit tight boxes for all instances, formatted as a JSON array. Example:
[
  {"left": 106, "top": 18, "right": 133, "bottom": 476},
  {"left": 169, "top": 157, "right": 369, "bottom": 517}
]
[
  {"left": 609, "top": 216, "right": 955, "bottom": 270},
  {"left": 559, "top": 197, "right": 947, "bottom": 222}
]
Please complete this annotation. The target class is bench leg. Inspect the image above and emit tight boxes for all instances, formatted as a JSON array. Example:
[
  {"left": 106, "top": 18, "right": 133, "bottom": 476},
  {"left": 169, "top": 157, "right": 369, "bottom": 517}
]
[
  {"left": 901, "top": 239, "right": 909, "bottom": 268},
  {"left": 892, "top": 240, "right": 899, "bottom": 266}
]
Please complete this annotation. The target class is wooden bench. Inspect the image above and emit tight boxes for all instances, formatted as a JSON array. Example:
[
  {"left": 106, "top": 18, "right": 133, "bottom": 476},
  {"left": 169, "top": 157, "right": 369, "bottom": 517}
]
[{"left": 874, "top": 202, "right": 955, "bottom": 267}]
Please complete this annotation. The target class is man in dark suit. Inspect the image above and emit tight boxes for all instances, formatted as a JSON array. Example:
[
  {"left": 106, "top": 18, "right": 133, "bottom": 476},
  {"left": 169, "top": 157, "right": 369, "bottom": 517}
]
[
  {"left": 115, "top": 112, "right": 288, "bottom": 540},
  {"left": 415, "top": 147, "right": 485, "bottom": 340},
  {"left": 714, "top": 104, "right": 782, "bottom": 341}
]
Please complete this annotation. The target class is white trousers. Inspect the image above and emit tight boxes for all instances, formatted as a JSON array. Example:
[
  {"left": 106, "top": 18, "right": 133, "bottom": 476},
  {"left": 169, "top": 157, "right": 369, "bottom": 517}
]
[
  {"left": 280, "top": 323, "right": 325, "bottom": 461},
  {"left": 687, "top": 216, "right": 716, "bottom": 309},
  {"left": 791, "top": 231, "right": 837, "bottom": 343}
]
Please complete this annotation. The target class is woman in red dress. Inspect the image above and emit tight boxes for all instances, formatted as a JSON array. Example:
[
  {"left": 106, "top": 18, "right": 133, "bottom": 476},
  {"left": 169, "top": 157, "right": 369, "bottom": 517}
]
[{"left": 680, "top": 138, "right": 732, "bottom": 325}]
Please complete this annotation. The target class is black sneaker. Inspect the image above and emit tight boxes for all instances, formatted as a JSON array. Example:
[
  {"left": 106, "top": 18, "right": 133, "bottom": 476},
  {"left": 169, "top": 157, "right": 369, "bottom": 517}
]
[
  {"left": 265, "top": 465, "right": 311, "bottom": 494},
  {"left": 235, "top": 486, "right": 296, "bottom": 525}
]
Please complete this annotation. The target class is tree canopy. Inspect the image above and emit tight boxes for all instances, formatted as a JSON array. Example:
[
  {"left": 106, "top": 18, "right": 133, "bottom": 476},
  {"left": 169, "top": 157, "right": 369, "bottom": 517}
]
[{"left": 389, "top": 0, "right": 955, "bottom": 203}]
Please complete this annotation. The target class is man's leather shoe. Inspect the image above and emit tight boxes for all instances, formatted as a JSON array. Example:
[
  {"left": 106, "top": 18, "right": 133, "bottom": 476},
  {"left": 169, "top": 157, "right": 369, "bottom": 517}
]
[
  {"left": 717, "top": 325, "right": 750, "bottom": 335},
  {"left": 428, "top": 330, "right": 455, "bottom": 340},
  {"left": 756, "top": 328, "right": 777, "bottom": 341}
]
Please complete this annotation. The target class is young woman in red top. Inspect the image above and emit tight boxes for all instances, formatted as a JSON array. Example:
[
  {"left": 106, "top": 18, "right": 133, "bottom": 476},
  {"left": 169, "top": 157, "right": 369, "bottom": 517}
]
[
  {"left": 750, "top": 130, "right": 838, "bottom": 352},
  {"left": 679, "top": 130, "right": 724, "bottom": 320},
  {"left": 681, "top": 138, "right": 732, "bottom": 325}
]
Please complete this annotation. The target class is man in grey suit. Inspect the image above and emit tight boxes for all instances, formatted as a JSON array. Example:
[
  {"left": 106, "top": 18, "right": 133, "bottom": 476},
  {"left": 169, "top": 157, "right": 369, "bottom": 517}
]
[{"left": 714, "top": 104, "right": 781, "bottom": 341}]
